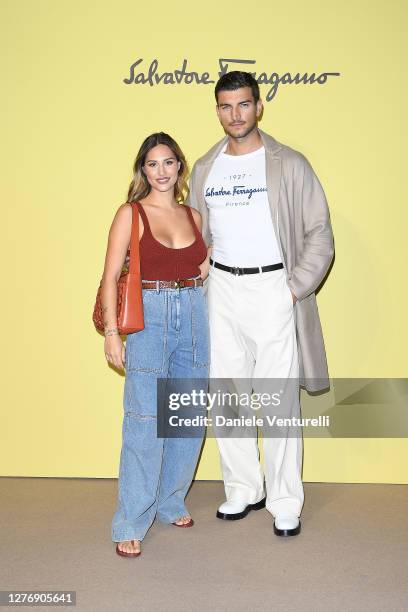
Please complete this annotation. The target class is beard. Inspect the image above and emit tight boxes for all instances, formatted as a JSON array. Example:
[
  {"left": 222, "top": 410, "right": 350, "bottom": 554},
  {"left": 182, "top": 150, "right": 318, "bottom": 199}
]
[{"left": 224, "top": 119, "right": 257, "bottom": 140}]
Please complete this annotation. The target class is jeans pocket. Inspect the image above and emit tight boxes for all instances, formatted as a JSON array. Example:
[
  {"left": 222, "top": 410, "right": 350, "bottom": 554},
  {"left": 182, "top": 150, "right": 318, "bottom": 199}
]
[
  {"left": 189, "top": 288, "right": 210, "bottom": 368},
  {"left": 125, "top": 291, "right": 166, "bottom": 373},
  {"left": 123, "top": 370, "right": 159, "bottom": 422}
]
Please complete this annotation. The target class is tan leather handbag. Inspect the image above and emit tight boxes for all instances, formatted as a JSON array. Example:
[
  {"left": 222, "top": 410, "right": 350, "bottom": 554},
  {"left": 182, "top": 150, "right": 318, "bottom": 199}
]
[{"left": 92, "top": 202, "right": 144, "bottom": 335}]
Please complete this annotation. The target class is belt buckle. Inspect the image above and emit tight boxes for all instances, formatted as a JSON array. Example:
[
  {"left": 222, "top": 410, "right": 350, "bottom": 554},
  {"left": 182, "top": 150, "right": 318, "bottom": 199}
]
[
  {"left": 231, "top": 266, "right": 242, "bottom": 276},
  {"left": 175, "top": 279, "right": 185, "bottom": 288}
]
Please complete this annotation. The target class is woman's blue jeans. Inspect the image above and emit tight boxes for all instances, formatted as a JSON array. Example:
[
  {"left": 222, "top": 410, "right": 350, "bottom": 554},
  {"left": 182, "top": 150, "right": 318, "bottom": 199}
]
[{"left": 111, "top": 285, "right": 210, "bottom": 542}]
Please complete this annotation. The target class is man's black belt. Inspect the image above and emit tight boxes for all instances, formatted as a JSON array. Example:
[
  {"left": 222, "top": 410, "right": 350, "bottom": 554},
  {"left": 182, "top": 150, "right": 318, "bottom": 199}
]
[{"left": 210, "top": 258, "right": 284, "bottom": 276}]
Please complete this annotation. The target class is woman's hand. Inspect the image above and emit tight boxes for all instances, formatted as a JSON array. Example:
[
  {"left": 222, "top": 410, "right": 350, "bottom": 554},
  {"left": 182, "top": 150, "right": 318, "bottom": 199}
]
[{"left": 104, "top": 332, "right": 126, "bottom": 371}]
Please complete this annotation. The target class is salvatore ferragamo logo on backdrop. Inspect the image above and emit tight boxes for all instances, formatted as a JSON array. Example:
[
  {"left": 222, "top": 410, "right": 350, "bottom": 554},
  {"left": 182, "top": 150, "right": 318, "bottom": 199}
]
[{"left": 123, "top": 58, "right": 340, "bottom": 101}]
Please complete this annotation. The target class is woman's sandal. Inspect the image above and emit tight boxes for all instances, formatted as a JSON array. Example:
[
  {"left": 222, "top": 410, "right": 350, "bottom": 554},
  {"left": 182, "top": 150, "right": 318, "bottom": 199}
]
[
  {"left": 116, "top": 540, "right": 141, "bottom": 557},
  {"left": 172, "top": 517, "right": 194, "bottom": 528}
]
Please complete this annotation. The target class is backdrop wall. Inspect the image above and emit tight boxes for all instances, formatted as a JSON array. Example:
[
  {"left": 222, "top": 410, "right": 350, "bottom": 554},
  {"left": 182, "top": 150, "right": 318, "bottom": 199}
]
[{"left": 1, "top": 0, "right": 407, "bottom": 482}]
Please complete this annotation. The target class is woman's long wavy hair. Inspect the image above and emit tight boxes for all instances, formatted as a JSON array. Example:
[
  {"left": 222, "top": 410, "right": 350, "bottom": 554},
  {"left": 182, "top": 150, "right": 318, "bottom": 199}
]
[{"left": 127, "top": 132, "right": 189, "bottom": 204}]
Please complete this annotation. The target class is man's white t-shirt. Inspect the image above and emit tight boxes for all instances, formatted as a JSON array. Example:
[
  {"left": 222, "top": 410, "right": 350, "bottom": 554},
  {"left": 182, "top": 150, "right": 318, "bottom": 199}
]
[{"left": 204, "top": 144, "right": 282, "bottom": 267}]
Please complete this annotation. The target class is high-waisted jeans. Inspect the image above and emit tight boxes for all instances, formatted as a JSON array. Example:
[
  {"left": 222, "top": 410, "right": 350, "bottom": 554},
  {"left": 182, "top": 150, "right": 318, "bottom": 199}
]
[{"left": 111, "top": 285, "right": 210, "bottom": 542}]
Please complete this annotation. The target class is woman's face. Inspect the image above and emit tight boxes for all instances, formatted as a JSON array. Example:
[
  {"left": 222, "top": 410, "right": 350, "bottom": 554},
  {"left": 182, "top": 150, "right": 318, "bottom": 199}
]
[{"left": 142, "top": 144, "right": 181, "bottom": 193}]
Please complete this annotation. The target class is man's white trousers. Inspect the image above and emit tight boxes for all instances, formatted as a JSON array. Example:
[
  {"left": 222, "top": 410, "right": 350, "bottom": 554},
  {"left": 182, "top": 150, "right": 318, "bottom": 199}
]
[{"left": 208, "top": 264, "right": 304, "bottom": 518}]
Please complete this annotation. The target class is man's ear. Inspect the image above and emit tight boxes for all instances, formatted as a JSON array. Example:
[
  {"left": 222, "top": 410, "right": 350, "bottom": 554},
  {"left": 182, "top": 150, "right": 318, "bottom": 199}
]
[
  {"left": 215, "top": 103, "right": 220, "bottom": 119},
  {"left": 256, "top": 99, "right": 263, "bottom": 118}
]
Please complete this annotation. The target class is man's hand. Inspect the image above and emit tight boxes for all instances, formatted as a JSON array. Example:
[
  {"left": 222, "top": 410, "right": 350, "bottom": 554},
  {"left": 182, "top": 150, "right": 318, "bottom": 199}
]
[{"left": 199, "top": 245, "right": 213, "bottom": 280}]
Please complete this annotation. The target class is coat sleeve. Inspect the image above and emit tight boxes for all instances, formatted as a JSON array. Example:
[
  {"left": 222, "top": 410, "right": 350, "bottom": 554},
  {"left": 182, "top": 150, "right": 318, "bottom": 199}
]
[{"left": 286, "top": 155, "right": 334, "bottom": 301}]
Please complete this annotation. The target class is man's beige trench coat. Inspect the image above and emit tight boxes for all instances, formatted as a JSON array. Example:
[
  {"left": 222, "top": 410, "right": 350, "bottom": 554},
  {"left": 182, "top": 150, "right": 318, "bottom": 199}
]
[{"left": 186, "top": 128, "right": 335, "bottom": 393}]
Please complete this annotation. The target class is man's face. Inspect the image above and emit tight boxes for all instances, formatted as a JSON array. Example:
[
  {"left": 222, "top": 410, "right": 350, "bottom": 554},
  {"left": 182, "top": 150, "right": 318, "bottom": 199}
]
[{"left": 216, "top": 86, "right": 263, "bottom": 139}]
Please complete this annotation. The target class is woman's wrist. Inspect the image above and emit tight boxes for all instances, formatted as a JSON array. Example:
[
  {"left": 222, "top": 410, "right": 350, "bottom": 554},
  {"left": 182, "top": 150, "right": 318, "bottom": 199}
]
[{"left": 105, "top": 327, "right": 119, "bottom": 337}]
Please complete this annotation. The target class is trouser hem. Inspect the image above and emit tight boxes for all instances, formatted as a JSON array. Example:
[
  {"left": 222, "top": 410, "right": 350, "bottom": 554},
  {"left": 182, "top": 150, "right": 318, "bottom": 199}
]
[
  {"left": 265, "top": 502, "right": 303, "bottom": 519},
  {"left": 112, "top": 532, "right": 146, "bottom": 543}
]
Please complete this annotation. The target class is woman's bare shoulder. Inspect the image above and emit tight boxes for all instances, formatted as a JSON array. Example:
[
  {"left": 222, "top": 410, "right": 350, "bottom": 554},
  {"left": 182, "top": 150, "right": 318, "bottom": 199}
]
[
  {"left": 116, "top": 201, "right": 132, "bottom": 217},
  {"left": 106, "top": 202, "right": 132, "bottom": 238},
  {"left": 111, "top": 201, "right": 134, "bottom": 225},
  {"left": 188, "top": 206, "right": 202, "bottom": 231},
  {"left": 111, "top": 201, "right": 143, "bottom": 240},
  {"left": 189, "top": 207, "right": 202, "bottom": 220}
]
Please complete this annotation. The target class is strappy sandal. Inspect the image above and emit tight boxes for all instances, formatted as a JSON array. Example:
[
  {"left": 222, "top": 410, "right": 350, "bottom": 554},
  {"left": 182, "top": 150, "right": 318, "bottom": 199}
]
[
  {"left": 116, "top": 540, "right": 141, "bottom": 557},
  {"left": 172, "top": 517, "right": 194, "bottom": 528}
]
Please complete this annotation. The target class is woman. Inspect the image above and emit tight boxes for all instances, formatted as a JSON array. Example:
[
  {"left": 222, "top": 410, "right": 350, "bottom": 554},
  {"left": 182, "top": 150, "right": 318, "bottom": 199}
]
[{"left": 100, "top": 132, "right": 211, "bottom": 558}]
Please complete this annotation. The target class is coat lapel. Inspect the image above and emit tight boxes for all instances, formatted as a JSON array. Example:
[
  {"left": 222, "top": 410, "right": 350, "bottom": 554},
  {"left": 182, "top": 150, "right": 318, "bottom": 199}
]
[
  {"left": 264, "top": 153, "right": 281, "bottom": 245},
  {"left": 258, "top": 129, "right": 282, "bottom": 247},
  {"left": 194, "top": 135, "right": 228, "bottom": 245}
]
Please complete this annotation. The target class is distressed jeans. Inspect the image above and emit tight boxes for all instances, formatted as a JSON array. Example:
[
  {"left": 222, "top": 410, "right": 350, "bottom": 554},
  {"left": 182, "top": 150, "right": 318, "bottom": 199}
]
[{"left": 111, "top": 285, "right": 210, "bottom": 542}]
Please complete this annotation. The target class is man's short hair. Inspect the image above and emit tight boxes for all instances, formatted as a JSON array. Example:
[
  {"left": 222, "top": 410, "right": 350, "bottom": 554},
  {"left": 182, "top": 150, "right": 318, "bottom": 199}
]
[{"left": 215, "top": 71, "right": 260, "bottom": 104}]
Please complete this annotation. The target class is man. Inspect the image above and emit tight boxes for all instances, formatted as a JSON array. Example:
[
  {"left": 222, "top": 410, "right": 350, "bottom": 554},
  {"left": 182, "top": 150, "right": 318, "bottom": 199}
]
[{"left": 187, "top": 71, "right": 334, "bottom": 536}]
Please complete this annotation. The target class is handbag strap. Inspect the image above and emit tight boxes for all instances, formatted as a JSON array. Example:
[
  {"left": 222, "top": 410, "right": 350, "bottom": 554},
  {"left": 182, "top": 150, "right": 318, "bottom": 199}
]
[{"left": 128, "top": 201, "right": 141, "bottom": 276}]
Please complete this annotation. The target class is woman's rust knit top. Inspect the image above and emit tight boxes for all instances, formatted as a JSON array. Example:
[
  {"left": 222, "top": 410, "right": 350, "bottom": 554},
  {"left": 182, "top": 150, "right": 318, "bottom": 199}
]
[{"left": 135, "top": 201, "right": 207, "bottom": 281}]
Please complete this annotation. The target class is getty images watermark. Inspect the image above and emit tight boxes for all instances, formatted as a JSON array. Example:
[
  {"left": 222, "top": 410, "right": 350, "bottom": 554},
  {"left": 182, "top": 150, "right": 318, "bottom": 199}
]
[
  {"left": 166, "top": 389, "right": 329, "bottom": 429},
  {"left": 155, "top": 378, "right": 408, "bottom": 438},
  {"left": 156, "top": 378, "right": 328, "bottom": 438}
]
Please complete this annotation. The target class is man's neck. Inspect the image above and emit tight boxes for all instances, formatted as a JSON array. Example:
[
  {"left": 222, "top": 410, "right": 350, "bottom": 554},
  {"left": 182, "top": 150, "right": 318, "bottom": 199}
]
[{"left": 225, "top": 127, "right": 263, "bottom": 156}]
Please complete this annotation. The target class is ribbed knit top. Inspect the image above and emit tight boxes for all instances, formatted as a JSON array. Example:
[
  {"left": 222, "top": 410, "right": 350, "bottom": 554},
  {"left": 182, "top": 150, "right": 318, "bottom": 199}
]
[{"left": 136, "top": 201, "right": 207, "bottom": 281}]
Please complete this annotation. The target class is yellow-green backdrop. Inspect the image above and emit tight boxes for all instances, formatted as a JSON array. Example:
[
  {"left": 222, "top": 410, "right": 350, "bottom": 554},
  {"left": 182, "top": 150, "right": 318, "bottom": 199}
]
[{"left": 1, "top": 0, "right": 407, "bottom": 482}]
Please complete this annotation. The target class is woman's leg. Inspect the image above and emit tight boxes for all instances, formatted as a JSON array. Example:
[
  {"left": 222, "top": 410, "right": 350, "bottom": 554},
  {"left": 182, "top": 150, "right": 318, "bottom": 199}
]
[
  {"left": 111, "top": 290, "right": 172, "bottom": 545},
  {"left": 156, "top": 287, "right": 209, "bottom": 524},
  {"left": 111, "top": 373, "right": 165, "bottom": 544}
]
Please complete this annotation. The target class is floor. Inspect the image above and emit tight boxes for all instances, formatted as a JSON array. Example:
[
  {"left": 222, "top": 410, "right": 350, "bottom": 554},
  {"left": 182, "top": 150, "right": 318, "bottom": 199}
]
[{"left": 1, "top": 479, "right": 407, "bottom": 611}]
